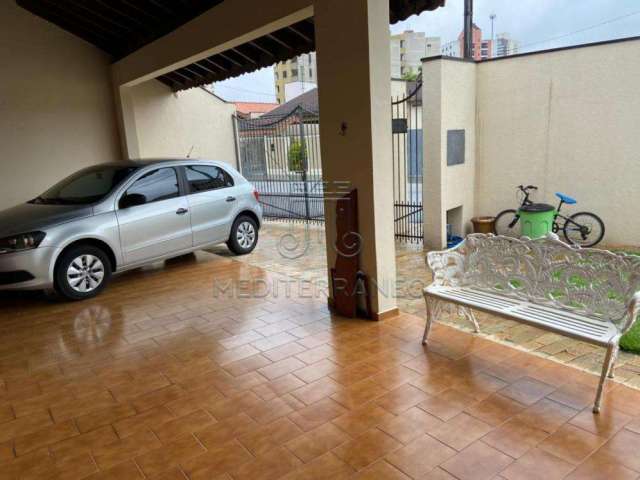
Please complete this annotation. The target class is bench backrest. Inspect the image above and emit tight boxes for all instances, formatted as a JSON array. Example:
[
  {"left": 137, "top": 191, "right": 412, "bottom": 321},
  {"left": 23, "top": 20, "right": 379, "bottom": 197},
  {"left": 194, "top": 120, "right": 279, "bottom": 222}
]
[{"left": 428, "top": 233, "right": 640, "bottom": 331}]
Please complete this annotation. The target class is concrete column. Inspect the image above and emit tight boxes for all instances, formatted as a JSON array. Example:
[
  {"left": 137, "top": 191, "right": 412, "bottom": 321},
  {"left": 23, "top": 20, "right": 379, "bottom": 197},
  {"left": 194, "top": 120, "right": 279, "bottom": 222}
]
[
  {"left": 422, "top": 58, "right": 477, "bottom": 249},
  {"left": 314, "top": 0, "right": 397, "bottom": 318},
  {"left": 113, "top": 85, "right": 140, "bottom": 160}
]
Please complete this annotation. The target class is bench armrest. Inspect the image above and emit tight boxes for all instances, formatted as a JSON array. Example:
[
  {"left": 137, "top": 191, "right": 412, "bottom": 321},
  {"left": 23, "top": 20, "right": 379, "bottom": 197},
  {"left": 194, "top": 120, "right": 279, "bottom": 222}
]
[
  {"left": 426, "top": 240, "right": 468, "bottom": 287},
  {"left": 622, "top": 291, "right": 640, "bottom": 334}
]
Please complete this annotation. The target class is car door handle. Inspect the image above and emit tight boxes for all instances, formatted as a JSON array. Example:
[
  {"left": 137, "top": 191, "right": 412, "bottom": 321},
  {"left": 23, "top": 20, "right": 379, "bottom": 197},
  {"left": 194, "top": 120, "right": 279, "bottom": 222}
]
[
  {"left": 176, "top": 208, "right": 189, "bottom": 215},
  {"left": 226, "top": 196, "right": 236, "bottom": 202}
]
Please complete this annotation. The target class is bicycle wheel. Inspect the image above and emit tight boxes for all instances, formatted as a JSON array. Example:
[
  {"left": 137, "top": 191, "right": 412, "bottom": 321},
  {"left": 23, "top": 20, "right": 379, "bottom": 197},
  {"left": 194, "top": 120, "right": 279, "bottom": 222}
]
[
  {"left": 562, "top": 212, "right": 605, "bottom": 247},
  {"left": 494, "top": 209, "right": 520, "bottom": 237}
]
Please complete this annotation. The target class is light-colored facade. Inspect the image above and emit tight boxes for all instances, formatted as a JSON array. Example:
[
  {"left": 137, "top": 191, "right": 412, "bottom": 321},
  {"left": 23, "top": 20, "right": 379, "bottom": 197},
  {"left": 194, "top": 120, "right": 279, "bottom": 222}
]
[
  {"left": 495, "top": 33, "right": 519, "bottom": 57},
  {"left": 391, "top": 30, "right": 440, "bottom": 78},
  {"left": 274, "top": 52, "right": 317, "bottom": 104},
  {"left": 422, "top": 37, "right": 640, "bottom": 247}
]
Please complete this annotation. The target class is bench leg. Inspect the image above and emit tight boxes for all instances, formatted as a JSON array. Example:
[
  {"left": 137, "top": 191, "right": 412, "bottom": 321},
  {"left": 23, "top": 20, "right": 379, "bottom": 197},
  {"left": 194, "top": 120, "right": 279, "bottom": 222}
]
[
  {"left": 461, "top": 307, "right": 480, "bottom": 333},
  {"left": 608, "top": 345, "right": 619, "bottom": 379},
  {"left": 593, "top": 343, "right": 616, "bottom": 414},
  {"left": 422, "top": 295, "right": 438, "bottom": 345}
]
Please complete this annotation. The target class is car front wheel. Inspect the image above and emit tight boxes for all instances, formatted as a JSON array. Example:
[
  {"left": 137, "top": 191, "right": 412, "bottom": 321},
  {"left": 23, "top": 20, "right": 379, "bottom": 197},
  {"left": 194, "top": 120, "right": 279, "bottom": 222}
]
[
  {"left": 54, "top": 245, "right": 112, "bottom": 301},
  {"left": 227, "top": 215, "right": 259, "bottom": 255}
]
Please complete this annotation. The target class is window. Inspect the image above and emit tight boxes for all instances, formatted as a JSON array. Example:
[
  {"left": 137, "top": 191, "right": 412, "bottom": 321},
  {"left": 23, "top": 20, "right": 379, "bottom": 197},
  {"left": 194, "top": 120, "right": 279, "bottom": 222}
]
[
  {"left": 37, "top": 165, "right": 138, "bottom": 205},
  {"left": 291, "top": 69, "right": 298, "bottom": 77},
  {"left": 274, "top": 72, "right": 279, "bottom": 80},
  {"left": 283, "top": 71, "right": 288, "bottom": 79},
  {"left": 185, "top": 165, "right": 234, "bottom": 193},
  {"left": 309, "top": 68, "right": 313, "bottom": 77},
  {"left": 122, "top": 168, "right": 179, "bottom": 206},
  {"left": 400, "top": 40, "right": 405, "bottom": 48}
]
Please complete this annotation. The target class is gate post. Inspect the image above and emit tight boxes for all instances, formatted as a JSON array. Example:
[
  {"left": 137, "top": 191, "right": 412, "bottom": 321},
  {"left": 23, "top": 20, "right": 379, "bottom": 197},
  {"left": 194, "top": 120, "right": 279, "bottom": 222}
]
[{"left": 297, "top": 108, "right": 311, "bottom": 222}]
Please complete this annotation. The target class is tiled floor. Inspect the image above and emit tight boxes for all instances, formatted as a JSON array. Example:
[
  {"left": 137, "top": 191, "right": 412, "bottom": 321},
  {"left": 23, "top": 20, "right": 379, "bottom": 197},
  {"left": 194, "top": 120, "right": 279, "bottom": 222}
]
[
  {"left": 2, "top": 251, "right": 640, "bottom": 479},
  {"left": 213, "top": 223, "right": 640, "bottom": 387}
]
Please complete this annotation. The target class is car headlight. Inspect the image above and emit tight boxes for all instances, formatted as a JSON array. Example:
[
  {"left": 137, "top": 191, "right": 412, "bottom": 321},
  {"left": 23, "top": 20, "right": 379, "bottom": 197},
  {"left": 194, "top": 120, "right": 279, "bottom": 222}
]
[{"left": 0, "top": 232, "right": 46, "bottom": 254}]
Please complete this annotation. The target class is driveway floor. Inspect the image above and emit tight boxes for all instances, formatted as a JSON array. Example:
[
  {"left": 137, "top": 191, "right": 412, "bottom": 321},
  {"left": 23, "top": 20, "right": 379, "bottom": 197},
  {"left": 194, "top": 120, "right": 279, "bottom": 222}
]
[{"left": 1, "top": 236, "right": 640, "bottom": 478}]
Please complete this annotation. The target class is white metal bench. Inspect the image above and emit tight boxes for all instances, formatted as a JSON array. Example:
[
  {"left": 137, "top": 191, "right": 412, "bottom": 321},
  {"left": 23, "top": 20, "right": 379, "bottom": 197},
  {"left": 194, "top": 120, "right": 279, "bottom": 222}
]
[{"left": 423, "top": 233, "right": 640, "bottom": 413}]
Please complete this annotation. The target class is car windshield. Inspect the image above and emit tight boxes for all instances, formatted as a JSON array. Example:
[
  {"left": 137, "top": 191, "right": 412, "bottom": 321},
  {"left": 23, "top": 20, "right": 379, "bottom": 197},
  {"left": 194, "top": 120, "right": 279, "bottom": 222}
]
[{"left": 32, "top": 165, "right": 139, "bottom": 205}]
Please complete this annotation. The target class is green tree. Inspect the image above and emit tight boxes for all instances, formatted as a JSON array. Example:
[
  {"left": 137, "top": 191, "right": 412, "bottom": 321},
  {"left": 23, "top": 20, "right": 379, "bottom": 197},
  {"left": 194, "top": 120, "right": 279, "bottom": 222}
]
[{"left": 288, "top": 140, "right": 307, "bottom": 172}]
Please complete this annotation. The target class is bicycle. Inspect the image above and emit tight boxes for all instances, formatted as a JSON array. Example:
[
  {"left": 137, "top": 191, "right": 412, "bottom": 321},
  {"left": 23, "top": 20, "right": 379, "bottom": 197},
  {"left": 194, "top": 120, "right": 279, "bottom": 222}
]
[{"left": 494, "top": 185, "right": 605, "bottom": 247}]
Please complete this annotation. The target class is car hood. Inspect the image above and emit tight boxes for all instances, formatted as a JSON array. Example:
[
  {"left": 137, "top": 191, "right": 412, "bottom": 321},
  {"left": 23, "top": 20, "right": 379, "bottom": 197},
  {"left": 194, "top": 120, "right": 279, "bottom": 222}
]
[{"left": 0, "top": 203, "right": 93, "bottom": 238}]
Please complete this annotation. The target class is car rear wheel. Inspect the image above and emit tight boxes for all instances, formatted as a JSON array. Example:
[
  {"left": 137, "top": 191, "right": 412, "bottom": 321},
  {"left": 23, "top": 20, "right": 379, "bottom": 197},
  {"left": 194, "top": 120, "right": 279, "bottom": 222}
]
[
  {"left": 227, "top": 215, "right": 258, "bottom": 255},
  {"left": 54, "top": 245, "right": 112, "bottom": 301}
]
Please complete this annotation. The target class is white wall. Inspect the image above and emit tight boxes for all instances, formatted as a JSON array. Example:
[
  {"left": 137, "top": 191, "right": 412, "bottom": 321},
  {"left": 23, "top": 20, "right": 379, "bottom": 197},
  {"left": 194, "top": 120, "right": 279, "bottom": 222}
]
[
  {"left": 128, "top": 81, "right": 237, "bottom": 167},
  {"left": 423, "top": 59, "right": 476, "bottom": 248},
  {"left": 476, "top": 39, "right": 640, "bottom": 246},
  {"left": 0, "top": 2, "right": 121, "bottom": 208}
]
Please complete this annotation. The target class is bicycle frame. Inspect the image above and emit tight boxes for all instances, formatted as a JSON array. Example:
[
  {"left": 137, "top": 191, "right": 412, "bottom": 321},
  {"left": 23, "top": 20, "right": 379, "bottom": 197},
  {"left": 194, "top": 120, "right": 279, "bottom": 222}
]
[{"left": 511, "top": 187, "right": 585, "bottom": 236}]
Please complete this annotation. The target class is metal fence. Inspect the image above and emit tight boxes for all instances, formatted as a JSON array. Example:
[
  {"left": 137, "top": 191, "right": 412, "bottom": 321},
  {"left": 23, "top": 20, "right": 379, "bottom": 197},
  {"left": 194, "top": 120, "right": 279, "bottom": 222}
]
[
  {"left": 234, "top": 107, "right": 324, "bottom": 223},
  {"left": 234, "top": 83, "right": 424, "bottom": 243},
  {"left": 391, "top": 79, "right": 424, "bottom": 243}
]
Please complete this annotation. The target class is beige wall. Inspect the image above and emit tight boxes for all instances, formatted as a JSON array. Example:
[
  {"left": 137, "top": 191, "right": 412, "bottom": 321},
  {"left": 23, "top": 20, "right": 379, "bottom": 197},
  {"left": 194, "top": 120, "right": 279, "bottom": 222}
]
[
  {"left": 476, "top": 40, "right": 640, "bottom": 246},
  {"left": 0, "top": 1, "right": 121, "bottom": 208},
  {"left": 423, "top": 59, "right": 476, "bottom": 248},
  {"left": 128, "top": 81, "right": 237, "bottom": 167}
]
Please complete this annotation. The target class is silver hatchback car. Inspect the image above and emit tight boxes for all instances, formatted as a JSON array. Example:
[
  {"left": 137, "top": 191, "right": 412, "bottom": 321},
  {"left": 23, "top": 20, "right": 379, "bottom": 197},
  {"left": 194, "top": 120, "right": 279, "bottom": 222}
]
[{"left": 0, "top": 159, "right": 262, "bottom": 300}]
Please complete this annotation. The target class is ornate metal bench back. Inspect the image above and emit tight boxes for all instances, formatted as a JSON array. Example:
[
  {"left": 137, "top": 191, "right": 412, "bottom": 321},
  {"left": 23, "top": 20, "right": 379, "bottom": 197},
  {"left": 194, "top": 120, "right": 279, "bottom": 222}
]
[{"left": 428, "top": 234, "right": 640, "bottom": 330}]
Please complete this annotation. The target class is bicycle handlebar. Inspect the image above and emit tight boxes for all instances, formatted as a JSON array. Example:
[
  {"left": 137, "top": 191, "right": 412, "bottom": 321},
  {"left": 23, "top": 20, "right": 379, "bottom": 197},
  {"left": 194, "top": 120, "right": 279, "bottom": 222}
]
[{"left": 517, "top": 185, "right": 538, "bottom": 192}]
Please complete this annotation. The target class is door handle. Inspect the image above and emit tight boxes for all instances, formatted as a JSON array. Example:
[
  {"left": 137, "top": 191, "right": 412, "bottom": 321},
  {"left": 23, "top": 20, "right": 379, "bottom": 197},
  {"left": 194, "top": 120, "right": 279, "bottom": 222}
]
[
  {"left": 226, "top": 196, "right": 236, "bottom": 202},
  {"left": 176, "top": 208, "right": 189, "bottom": 215}
]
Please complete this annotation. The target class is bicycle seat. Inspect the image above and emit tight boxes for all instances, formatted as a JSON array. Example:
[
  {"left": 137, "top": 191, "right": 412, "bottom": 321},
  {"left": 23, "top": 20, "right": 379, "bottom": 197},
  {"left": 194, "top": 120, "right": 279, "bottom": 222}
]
[{"left": 555, "top": 192, "right": 577, "bottom": 204}]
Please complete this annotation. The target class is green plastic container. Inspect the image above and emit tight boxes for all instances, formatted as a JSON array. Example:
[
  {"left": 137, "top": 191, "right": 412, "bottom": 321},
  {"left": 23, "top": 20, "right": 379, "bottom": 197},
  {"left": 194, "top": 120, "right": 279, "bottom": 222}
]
[{"left": 519, "top": 203, "right": 555, "bottom": 239}]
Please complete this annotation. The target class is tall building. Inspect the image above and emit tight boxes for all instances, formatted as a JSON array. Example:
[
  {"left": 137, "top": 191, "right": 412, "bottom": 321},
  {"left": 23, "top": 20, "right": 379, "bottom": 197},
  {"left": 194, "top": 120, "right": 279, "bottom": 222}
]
[
  {"left": 274, "top": 52, "right": 316, "bottom": 104},
  {"left": 458, "top": 23, "right": 492, "bottom": 60},
  {"left": 495, "top": 33, "right": 519, "bottom": 57},
  {"left": 390, "top": 30, "right": 440, "bottom": 78}
]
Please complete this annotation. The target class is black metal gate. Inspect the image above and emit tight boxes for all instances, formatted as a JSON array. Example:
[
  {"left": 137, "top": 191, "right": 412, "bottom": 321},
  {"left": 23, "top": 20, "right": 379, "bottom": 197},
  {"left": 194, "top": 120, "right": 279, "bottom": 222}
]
[
  {"left": 234, "top": 107, "right": 324, "bottom": 223},
  {"left": 391, "top": 79, "right": 424, "bottom": 243}
]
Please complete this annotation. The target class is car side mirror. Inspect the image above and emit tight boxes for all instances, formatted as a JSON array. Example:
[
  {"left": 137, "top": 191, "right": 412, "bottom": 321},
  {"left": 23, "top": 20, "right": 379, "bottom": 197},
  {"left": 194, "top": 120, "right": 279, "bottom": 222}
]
[{"left": 119, "top": 193, "right": 146, "bottom": 209}]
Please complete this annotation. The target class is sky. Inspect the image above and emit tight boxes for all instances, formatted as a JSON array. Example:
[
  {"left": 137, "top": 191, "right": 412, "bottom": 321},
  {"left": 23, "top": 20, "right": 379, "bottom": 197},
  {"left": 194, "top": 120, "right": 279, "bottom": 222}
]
[{"left": 212, "top": 0, "right": 640, "bottom": 103}]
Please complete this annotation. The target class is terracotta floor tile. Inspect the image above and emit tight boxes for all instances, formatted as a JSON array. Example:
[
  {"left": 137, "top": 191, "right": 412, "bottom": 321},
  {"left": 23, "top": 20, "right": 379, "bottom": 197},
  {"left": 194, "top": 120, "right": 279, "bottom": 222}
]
[
  {"left": 294, "top": 345, "right": 335, "bottom": 365},
  {"left": 0, "top": 411, "right": 52, "bottom": 444},
  {"left": 452, "top": 372, "right": 509, "bottom": 401},
  {"left": 75, "top": 403, "right": 136, "bottom": 433},
  {"left": 49, "top": 425, "right": 118, "bottom": 462},
  {"left": 258, "top": 357, "right": 306, "bottom": 381},
  {"left": 262, "top": 342, "right": 307, "bottom": 363},
  {"left": 93, "top": 428, "right": 162, "bottom": 469},
  {"left": 195, "top": 412, "right": 257, "bottom": 448},
  {"left": 290, "top": 377, "right": 342, "bottom": 406},
  {"left": 500, "top": 377, "right": 556, "bottom": 406},
  {"left": 596, "top": 428, "right": 640, "bottom": 471},
  {"left": 292, "top": 359, "right": 338, "bottom": 383},
  {"left": 417, "top": 388, "right": 478, "bottom": 421},
  {"left": 352, "top": 460, "right": 412, "bottom": 479},
  {"left": 441, "top": 441, "right": 513, "bottom": 480},
  {"left": 13, "top": 420, "right": 79, "bottom": 456},
  {"left": 81, "top": 461, "right": 144, "bottom": 480},
  {"left": 429, "top": 412, "right": 493, "bottom": 451},
  {"left": 330, "top": 378, "right": 389, "bottom": 410},
  {"left": 288, "top": 397, "right": 347, "bottom": 432},
  {"left": 386, "top": 433, "right": 456, "bottom": 478},
  {"left": 330, "top": 362, "right": 381, "bottom": 386},
  {"left": 378, "top": 406, "right": 444, "bottom": 444},
  {"left": 332, "top": 402, "right": 396, "bottom": 437},
  {"left": 238, "top": 417, "right": 303, "bottom": 456},
  {"left": 375, "top": 383, "right": 429, "bottom": 415},
  {"left": 333, "top": 428, "right": 401, "bottom": 471},
  {"left": 251, "top": 373, "right": 306, "bottom": 401},
  {"left": 422, "top": 467, "right": 459, "bottom": 479},
  {"left": 538, "top": 424, "right": 607, "bottom": 465},
  {"left": 285, "top": 422, "right": 350, "bottom": 462},
  {"left": 565, "top": 451, "right": 639, "bottom": 480},
  {"left": 246, "top": 396, "right": 298, "bottom": 424},
  {"left": 372, "top": 365, "right": 423, "bottom": 391},
  {"left": 50, "top": 391, "right": 117, "bottom": 422},
  {"left": 230, "top": 445, "right": 302, "bottom": 480},
  {"left": 112, "top": 406, "right": 176, "bottom": 438},
  {"left": 280, "top": 452, "right": 355, "bottom": 480},
  {"left": 109, "top": 373, "right": 171, "bottom": 401},
  {"left": 547, "top": 382, "right": 598, "bottom": 411},
  {"left": 516, "top": 398, "right": 579, "bottom": 434},
  {"left": 131, "top": 384, "right": 186, "bottom": 412},
  {"left": 206, "top": 391, "right": 263, "bottom": 420},
  {"left": 482, "top": 418, "right": 549, "bottom": 458},
  {"left": 500, "top": 448, "right": 575, "bottom": 480},
  {"left": 182, "top": 440, "right": 253, "bottom": 480},
  {"left": 135, "top": 433, "right": 205, "bottom": 477},
  {"left": 152, "top": 408, "right": 215, "bottom": 443},
  {"left": 223, "top": 354, "right": 272, "bottom": 377},
  {"left": 465, "top": 393, "right": 527, "bottom": 426},
  {"left": 568, "top": 406, "right": 632, "bottom": 438}
]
